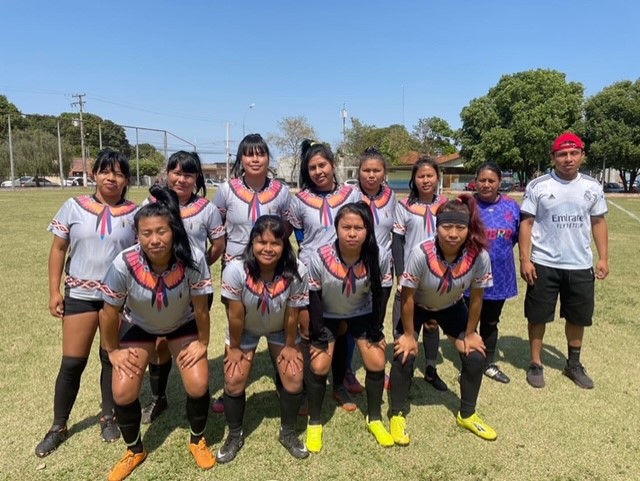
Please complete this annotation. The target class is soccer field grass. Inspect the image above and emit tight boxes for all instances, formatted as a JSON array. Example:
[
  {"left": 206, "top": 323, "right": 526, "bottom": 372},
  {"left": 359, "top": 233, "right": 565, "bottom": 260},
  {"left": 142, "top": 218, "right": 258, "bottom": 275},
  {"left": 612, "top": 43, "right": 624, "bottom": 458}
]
[{"left": 0, "top": 188, "right": 638, "bottom": 481}]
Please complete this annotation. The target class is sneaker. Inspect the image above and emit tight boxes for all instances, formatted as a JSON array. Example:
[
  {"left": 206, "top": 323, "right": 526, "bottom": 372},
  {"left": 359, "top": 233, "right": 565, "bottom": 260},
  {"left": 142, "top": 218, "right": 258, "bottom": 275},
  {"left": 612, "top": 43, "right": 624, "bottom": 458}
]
[
  {"left": 563, "top": 362, "right": 594, "bottom": 389},
  {"left": 189, "top": 438, "right": 216, "bottom": 469},
  {"left": 35, "top": 425, "right": 67, "bottom": 458},
  {"left": 305, "top": 424, "right": 323, "bottom": 453},
  {"left": 108, "top": 450, "right": 147, "bottom": 481},
  {"left": 425, "top": 366, "right": 448, "bottom": 391},
  {"left": 216, "top": 431, "right": 244, "bottom": 464},
  {"left": 298, "top": 393, "right": 309, "bottom": 417},
  {"left": 141, "top": 396, "right": 168, "bottom": 424},
  {"left": 100, "top": 415, "right": 121, "bottom": 442},
  {"left": 484, "top": 364, "right": 511, "bottom": 384},
  {"left": 212, "top": 396, "right": 224, "bottom": 414},
  {"left": 366, "top": 417, "right": 394, "bottom": 447},
  {"left": 389, "top": 414, "right": 410, "bottom": 446},
  {"left": 332, "top": 385, "right": 357, "bottom": 412},
  {"left": 456, "top": 412, "right": 497, "bottom": 441},
  {"left": 344, "top": 369, "right": 364, "bottom": 394},
  {"left": 526, "top": 362, "right": 545, "bottom": 388},
  {"left": 279, "top": 429, "right": 309, "bottom": 459}
]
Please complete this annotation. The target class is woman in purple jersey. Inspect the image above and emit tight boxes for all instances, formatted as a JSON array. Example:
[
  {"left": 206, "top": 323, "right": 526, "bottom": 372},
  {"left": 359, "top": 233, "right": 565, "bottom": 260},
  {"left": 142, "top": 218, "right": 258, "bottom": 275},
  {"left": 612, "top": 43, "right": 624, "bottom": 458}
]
[
  {"left": 36, "top": 149, "right": 136, "bottom": 458},
  {"left": 465, "top": 162, "right": 520, "bottom": 384}
]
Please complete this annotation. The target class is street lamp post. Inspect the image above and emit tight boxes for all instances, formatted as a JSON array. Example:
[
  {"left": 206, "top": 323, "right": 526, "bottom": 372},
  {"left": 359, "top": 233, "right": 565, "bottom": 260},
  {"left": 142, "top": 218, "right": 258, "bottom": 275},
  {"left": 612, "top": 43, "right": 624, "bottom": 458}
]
[{"left": 242, "top": 103, "right": 255, "bottom": 137}]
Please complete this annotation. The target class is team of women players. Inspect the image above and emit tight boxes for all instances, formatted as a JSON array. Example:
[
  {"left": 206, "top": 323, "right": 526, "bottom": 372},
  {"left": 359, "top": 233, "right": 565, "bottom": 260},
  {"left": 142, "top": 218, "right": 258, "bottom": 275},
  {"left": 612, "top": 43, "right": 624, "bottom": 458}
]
[{"left": 38, "top": 135, "right": 528, "bottom": 480}]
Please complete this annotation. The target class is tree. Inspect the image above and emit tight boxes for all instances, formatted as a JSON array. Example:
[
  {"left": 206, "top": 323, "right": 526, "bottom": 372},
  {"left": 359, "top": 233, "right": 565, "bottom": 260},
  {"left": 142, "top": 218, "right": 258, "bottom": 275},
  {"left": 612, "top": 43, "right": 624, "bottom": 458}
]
[
  {"left": 131, "top": 143, "right": 166, "bottom": 176},
  {"left": 0, "top": 95, "right": 27, "bottom": 138},
  {"left": 342, "top": 118, "right": 420, "bottom": 166},
  {"left": 0, "top": 129, "right": 72, "bottom": 179},
  {"left": 457, "top": 69, "right": 584, "bottom": 183},
  {"left": 268, "top": 116, "right": 317, "bottom": 185},
  {"left": 412, "top": 117, "right": 456, "bottom": 156},
  {"left": 585, "top": 80, "right": 640, "bottom": 191},
  {"left": 56, "top": 113, "right": 131, "bottom": 157}
]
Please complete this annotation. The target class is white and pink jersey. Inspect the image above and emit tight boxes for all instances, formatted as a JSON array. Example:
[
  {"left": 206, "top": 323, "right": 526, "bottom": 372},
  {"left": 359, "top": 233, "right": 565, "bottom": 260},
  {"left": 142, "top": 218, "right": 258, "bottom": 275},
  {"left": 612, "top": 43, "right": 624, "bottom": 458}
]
[
  {"left": 101, "top": 244, "right": 212, "bottom": 335},
  {"left": 354, "top": 183, "right": 397, "bottom": 256},
  {"left": 214, "top": 177, "right": 291, "bottom": 262},
  {"left": 221, "top": 258, "right": 309, "bottom": 336},
  {"left": 48, "top": 195, "right": 138, "bottom": 301}
]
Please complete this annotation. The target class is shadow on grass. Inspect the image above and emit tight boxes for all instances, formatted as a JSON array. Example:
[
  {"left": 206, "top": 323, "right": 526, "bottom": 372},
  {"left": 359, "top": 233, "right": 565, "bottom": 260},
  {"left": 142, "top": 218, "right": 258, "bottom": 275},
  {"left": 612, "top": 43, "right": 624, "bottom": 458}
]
[
  {"left": 67, "top": 414, "right": 101, "bottom": 438},
  {"left": 498, "top": 334, "right": 566, "bottom": 372}
]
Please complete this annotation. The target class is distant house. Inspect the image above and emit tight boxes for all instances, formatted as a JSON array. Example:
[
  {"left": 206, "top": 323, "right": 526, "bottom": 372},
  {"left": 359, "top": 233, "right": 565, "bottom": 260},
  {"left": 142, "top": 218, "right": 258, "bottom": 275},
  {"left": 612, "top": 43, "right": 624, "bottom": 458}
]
[
  {"left": 202, "top": 162, "right": 228, "bottom": 182},
  {"left": 68, "top": 157, "right": 95, "bottom": 179},
  {"left": 389, "top": 151, "right": 469, "bottom": 189}
]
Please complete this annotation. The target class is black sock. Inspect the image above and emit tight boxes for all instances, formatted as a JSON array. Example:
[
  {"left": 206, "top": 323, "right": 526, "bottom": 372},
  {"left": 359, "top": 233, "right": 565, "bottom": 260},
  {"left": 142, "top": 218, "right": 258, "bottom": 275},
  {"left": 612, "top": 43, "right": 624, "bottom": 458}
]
[
  {"left": 479, "top": 322, "right": 499, "bottom": 367},
  {"left": 269, "top": 353, "right": 284, "bottom": 393},
  {"left": 365, "top": 369, "right": 385, "bottom": 421},
  {"left": 99, "top": 348, "right": 115, "bottom": 417},
  {"left": 149, "top": 359, "right": 172, "bottom": 399},
  {"left": 389, "top": 354, "right": 415, "bottom": 415},
  {"left": 306, "top": 372, "right": 327, "bottom": 425},
  {"left": 279, "top": 388, "right": 303, "bottom": 434},
  {"left": 459, "top": 351, "right": 484, "bottom": 418},
  {"left": 223, "top": 391, "right": 245, "bottom": 436},
  {"left": 331, "top": 334, "right": 348, "bottom": 387},
  {"left": 423, "top": 327, "right": 439, "bottom": 369},
  {"left": 53, "top": 356, "right": 88, "bottom": 426},
  {"left": 114, "top": 399, "right": 143, "bottom": 453},
  {"left": 568, "top": 345, "right": 581, "bottom": 366},
  {"left": 186, "top": 390, "right": 210, "bottom": 444}
]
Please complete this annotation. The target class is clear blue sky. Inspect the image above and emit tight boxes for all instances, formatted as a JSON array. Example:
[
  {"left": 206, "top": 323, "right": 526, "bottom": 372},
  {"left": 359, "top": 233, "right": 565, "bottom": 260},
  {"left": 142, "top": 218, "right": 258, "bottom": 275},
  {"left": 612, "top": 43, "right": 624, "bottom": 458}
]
[{"left": 1, "top": 0, "right": 638, "bottom": 163}]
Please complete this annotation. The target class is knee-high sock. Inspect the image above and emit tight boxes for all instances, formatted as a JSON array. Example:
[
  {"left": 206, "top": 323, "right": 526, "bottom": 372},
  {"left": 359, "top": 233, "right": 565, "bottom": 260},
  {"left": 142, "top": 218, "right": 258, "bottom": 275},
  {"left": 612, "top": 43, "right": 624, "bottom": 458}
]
[
  {"left": 279, "top": 388, "right": 303, "bottom": 434},
  {"left": 365, "top": 369, "right": 385, "bottom": 421},
  {"left": 223, "top": 391, "right": 245, "bottom": 436},
  {"left": 389, "top": 354, "right": 416, "bottom": 415},
  {"left": 114, "top": 399, "right": 143, "bottom": 453},
  {"left": 148, "top": 359, "right": 172, "bottom": 399},
  {"left": 186, "top": 390, "right": 210, "bottom": 443},
  {"left": 331, "top": 334, "right": 348, "bottom": 387},
  {"left": 53, "top": 356, "right": 88, "bottom": 426},
  {"left": 423, "top": 327, "right": 439, "bottom": 369},
  {"left": 479, "top": 321, "right": 498, "bottom": 367},
  {"left": 269, "top": 353, "right": 283, "bottom": 392},
  {"left": 459, "top": 351, "right": 484, "bottom": 418},
  {"left": 346, "top": 334, "right": 356, "bottom": 370},
  {"left": 306, "top": 372, "right": 327, "bottom": 425},
  {"left": 99, "top": 348, "right": 115, "bottom": 417}
]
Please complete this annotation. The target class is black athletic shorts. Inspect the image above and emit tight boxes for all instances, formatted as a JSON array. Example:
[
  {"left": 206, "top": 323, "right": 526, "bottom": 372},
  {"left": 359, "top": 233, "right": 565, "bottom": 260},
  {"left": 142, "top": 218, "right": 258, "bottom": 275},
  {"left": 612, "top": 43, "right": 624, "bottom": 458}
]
[
  {"left": 119, "top": 319, "right": 199, "bottom": 344},
  {"left": 395, "top": 300, "right": 468, "bottom": 339},
  {"left": 524, "top": 263, "right": 595, "bottom": 326},
  {"left": 323, "top": 313, "right": 379, "bottom": 342},
  {"left": 63, "top": 296, "right": 103, "bottom": 316},
  {"left": 463, "top": 297, "right": 506, "bottom": 324}
]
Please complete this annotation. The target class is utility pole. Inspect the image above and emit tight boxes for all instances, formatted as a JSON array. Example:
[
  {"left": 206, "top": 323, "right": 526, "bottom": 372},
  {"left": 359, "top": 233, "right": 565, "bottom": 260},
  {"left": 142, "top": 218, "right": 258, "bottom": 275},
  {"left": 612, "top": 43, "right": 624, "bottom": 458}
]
[
  {"left": 341, "top": 103, "right": 348, "bottom": 144},
  {"left": 71, "top": 93, "right": 87, "bottom": 186},
  {"left": 225, "top": 122, "right": 233, "bottom": 180}
]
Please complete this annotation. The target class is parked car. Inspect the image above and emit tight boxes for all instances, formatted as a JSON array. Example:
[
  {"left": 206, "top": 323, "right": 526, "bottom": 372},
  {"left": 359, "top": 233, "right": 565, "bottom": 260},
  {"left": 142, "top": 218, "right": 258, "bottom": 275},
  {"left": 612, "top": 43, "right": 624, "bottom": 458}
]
[
  {"left": 344, "top": 179, "right": 358, "bottom": 186},
  {"left": 603, "top": 182, "right": 624, "bottom": 193},
  {"left": 65, "top": 176, "right": 96, "bottom": 186},
  {"left": 1, "top": 176, "right": 32, "bottom": 187},
  {"left": 22, "top": 177, "right": 59, "bottom": 187},
  {"left": 204, "top": 179, "right": 221, "bottom": 188},
  {"left": 499, "top": 181, "right": 524, "bottom": 192},
  {"left": 465, "top": 180, "right": 477, "bottom": 191}
]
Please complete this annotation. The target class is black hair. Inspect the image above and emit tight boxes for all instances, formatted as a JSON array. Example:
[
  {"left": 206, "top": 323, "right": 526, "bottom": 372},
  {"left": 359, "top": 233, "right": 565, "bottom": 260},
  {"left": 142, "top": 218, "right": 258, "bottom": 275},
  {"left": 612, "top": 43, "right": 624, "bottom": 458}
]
[
  {"left": 299, "top": 139, "right": 338, "bottom": 190},
  {"left": 134, "top": 185, "right": 198, "bottom": 271},
  {"left": 242, "top": 215, "right": 301, "bottom": 283},
  {"left": 358, "top": 147, "right": 387, "bottom": 172},
  {"left": 334, "top": 202, "right": 382, "bottom": 303},
  {"left": 231, "top": 134, "right": 271, "bottom": 179},
  {"left": 436, "top": 195, "right": 488, "bottom": 254},
  {"left": 92, "top": 148, "right": 130, "bottom": 198},
  {"left": 475, "top": 161, "right": 502, "bottom": 180},
  {"left": 166, "top": 151, "right": 207, "bottom": 197},
  {"left": 408, "top": 155, "right": 440, "bottom": 204}
]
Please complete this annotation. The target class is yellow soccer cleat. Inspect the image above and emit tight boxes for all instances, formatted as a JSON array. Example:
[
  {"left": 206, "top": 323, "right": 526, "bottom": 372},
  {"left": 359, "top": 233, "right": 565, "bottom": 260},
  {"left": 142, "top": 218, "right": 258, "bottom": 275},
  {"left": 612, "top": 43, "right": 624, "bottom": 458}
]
[
  {"left": 367, "top": 417, "right": 394, "bottom": 447},
  {"left": 305, "top": 424, "right": 323, "bottom": 453},
  {"left": 389, "top": 414, "right": 410, "bottom": 446},
  {"left": 456, "top": 412, "right": 498, "bottom": 441}
]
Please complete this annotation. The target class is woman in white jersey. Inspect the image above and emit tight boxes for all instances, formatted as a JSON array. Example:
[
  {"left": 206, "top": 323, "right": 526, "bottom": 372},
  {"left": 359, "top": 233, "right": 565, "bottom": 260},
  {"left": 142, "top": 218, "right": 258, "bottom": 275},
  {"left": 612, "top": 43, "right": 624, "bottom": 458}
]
[
  {"left": 212, "top": 133, "right": 293, "bottom": 413},
  {"left": 305, "top": 202, "right": 393, "bottom": 453},
  {"left": 288, "top": 139, "right": 360, "bottom": 411},
  {"left": 391, "top": 156, "right": 449, "bottom": 391},
  {"left": 389, "top": 196, "right": 497, "bottom": 444},
  {"left": 36, "top": 149, "right": 137, "bottom": 458},
  {"left": 100, "top": 186, "right": 215, "bottom": 481},
  {"left": 142, "top": 151, "right": 225, "bottom": 424},
  {"left": 216, "top": 215, "right": 309, "bottom": 464}
]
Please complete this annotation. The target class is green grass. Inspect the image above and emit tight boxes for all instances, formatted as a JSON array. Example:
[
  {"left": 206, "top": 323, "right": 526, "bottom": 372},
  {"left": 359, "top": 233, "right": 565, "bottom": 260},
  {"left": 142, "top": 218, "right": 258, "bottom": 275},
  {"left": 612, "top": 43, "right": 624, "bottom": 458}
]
[{"left": 1, "top": 188, "right": 639, "bottom": 481}]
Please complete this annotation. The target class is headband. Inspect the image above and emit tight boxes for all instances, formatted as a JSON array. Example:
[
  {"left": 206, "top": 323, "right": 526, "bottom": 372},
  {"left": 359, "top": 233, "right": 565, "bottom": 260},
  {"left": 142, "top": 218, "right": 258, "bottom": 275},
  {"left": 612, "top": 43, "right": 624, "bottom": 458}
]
[{"left": 436, "top": 211, "right": 470, "bottom": 227}]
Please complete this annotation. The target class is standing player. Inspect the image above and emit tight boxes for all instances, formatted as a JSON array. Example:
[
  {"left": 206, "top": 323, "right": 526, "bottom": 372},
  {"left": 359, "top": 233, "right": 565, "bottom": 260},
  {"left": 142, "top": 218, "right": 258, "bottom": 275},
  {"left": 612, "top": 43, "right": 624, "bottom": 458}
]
[
  {"left": 305, "top": 203, "right": 393, "bottom": 452},
  {"left": 36, "top": 149, "right": 137, "bottom": 458},
  {"left": 142, "top": 151, "right": 225, "bottom": 424},
  {"left": 100, "top": 186, "right": 215, "bottom": 481},
  {"left": 216, "top": 216, "right": 309, "bottom": 463},
  {"left": 520, "top": 132, "right": 608, "bottom": 389},
  {"left": 466, "top": 162, "right": 520, "bottom": 383},
  {"left": 390, "top": 196, "right": 497, "bottom": 444},
  {"left": 392, "top": 156, "right": 448, "bottom": 390}
]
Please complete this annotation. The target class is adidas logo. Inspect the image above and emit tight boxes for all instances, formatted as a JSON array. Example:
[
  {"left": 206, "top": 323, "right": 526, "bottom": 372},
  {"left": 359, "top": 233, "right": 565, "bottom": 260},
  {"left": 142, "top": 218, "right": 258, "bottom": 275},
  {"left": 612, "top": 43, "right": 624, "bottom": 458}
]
[{"left": 548, "top": 194, "right": 556, "bottom": 200}]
